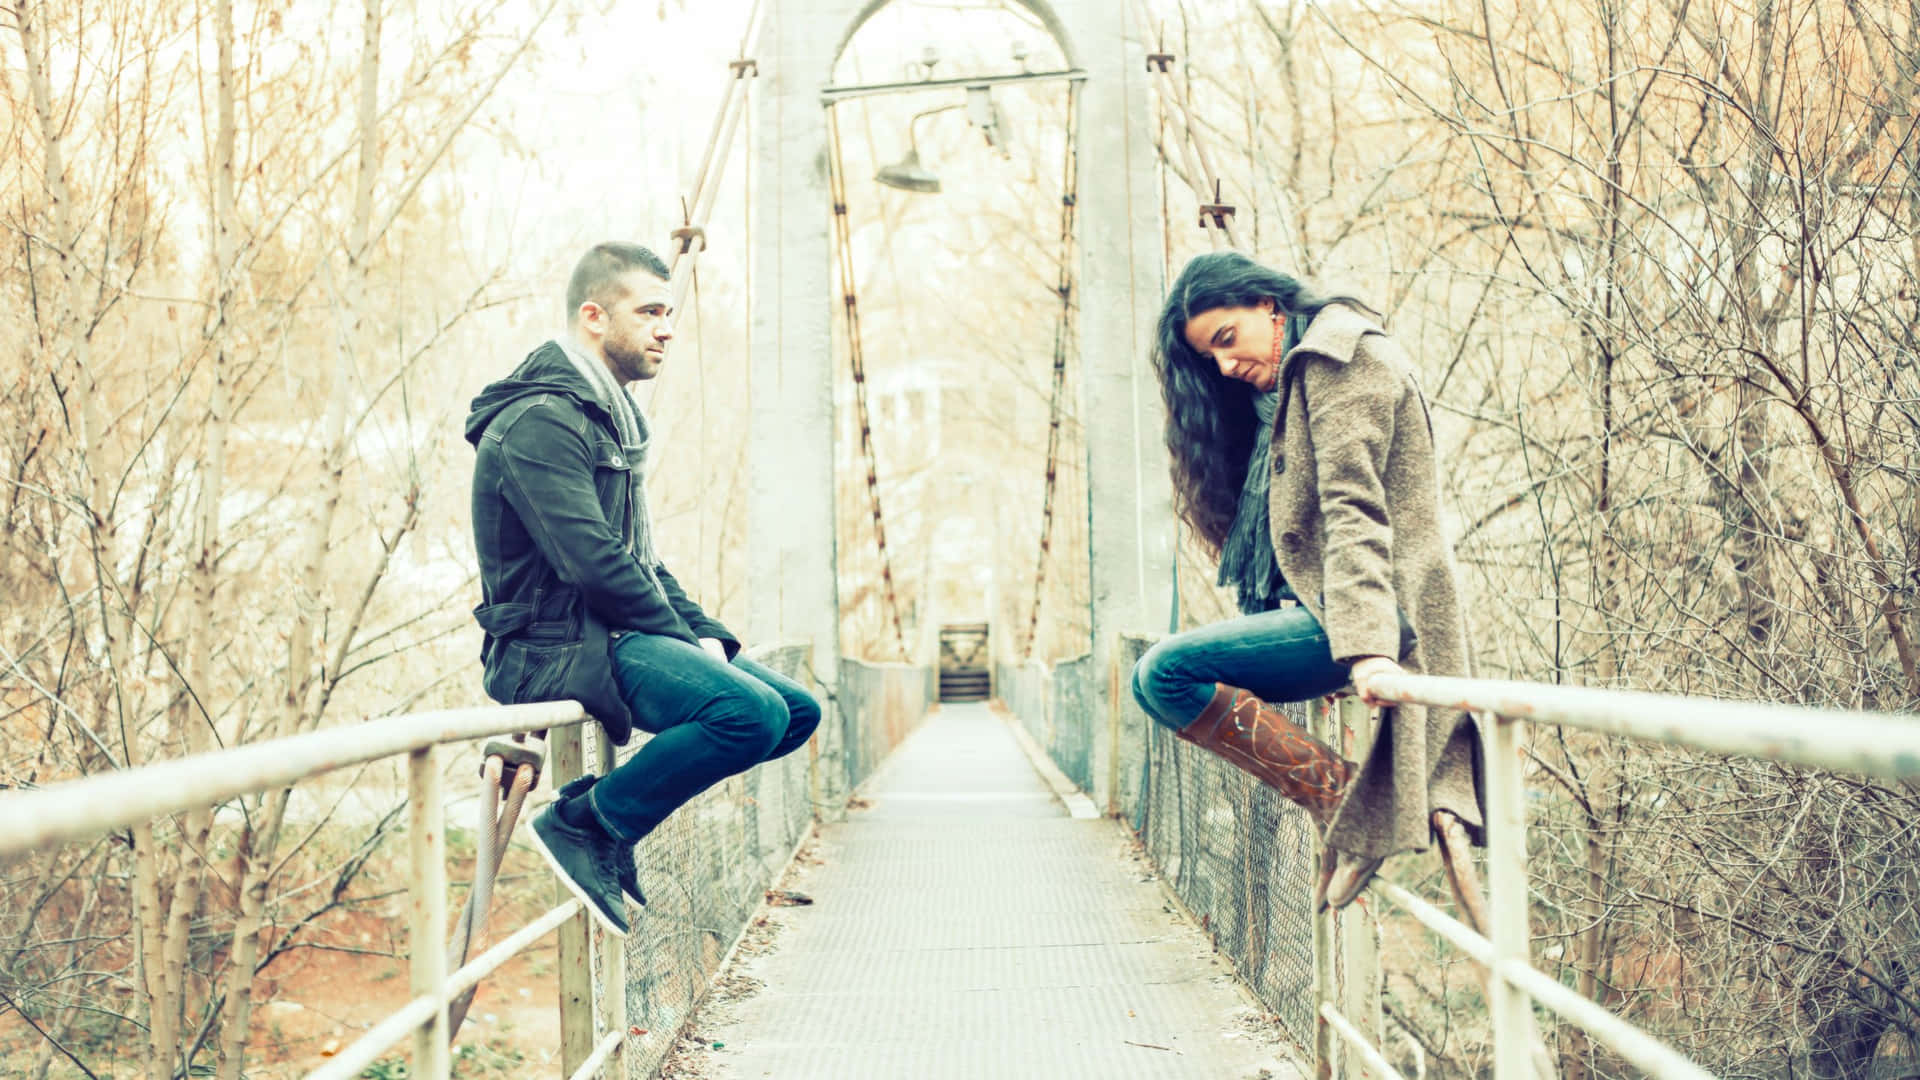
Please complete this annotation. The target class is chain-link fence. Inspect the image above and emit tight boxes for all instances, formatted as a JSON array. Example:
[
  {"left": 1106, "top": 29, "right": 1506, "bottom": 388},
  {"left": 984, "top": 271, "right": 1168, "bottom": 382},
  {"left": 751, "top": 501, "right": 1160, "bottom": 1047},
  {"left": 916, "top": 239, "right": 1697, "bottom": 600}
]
[
  {"left": 995, "top": 653, "right": 1099, "bottom": 795},
  {"left": 1138, "top": 713, "right": 1321, "bottom": 1039},
  {"left": 837, "top": 659, "right": 941, "bottom": 799},
  {"left": 1000, "top": 635, "right": 1322, "bottom": 1050},
  {"left": 591, "top": 642, "right": 816, "bottom": 1077},
  {"left": 570, "top": 644, "right": 932, "bottom": 1078},
  {"left": 574, "top": 631, "right": 1323, "bottom": 1071}
]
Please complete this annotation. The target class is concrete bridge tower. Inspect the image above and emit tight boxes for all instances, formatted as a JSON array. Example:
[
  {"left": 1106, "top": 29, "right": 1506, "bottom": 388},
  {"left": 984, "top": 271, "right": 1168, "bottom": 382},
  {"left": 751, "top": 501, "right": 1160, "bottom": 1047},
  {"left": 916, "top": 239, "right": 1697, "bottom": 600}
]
[{"left": 747, "top": 0, "right": 1174, "bottom": 811}]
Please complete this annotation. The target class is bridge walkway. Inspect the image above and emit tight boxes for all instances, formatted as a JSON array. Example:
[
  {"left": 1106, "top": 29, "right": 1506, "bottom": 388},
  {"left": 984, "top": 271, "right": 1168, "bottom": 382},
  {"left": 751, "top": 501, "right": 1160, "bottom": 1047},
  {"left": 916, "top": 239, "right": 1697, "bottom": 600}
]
[{"left": 683, "top": 702, "right": 1297, "bottom": 1079}]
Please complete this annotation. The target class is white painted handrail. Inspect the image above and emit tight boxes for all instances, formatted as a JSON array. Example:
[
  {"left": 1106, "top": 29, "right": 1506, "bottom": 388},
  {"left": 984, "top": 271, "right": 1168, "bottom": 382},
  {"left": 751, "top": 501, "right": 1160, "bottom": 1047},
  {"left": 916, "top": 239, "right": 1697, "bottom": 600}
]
[
  {"left": 3, "top": 698, "right": 602, "bottom": 1080},
  {"left": 0, "top": 700, "right": 585, "bottom": 856},
  {"left": 1370, "top": 672, "right": 1920, "bottom": 781},
  {"left": 1315, "top": 672, "right": 1919, "bottom": 1080}
]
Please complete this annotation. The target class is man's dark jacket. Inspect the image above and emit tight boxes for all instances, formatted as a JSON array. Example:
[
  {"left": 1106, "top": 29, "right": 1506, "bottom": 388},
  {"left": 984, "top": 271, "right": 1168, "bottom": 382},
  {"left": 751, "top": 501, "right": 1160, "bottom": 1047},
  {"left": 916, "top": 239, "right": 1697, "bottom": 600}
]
[{"left": 466, "top": 341, "right": 738, "bottom": 744}]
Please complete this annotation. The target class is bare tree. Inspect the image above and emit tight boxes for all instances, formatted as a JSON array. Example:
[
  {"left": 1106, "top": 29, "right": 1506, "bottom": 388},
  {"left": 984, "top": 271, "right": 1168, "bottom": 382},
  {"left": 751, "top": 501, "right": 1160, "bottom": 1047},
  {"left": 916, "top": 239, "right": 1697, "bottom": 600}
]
[{"left": 1, "top": 0, "right": 558, "bottom": 1073}]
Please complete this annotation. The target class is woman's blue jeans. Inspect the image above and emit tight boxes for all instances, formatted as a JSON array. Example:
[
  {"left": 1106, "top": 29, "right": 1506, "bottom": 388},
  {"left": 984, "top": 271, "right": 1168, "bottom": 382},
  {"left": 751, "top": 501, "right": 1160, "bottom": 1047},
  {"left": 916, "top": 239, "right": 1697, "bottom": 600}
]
[
  {"left": 1130, "top": 605, "right": 1351, "bottom": 730},
  {"left": 584, "top": 633, "right": 821, "bottom": 843}
]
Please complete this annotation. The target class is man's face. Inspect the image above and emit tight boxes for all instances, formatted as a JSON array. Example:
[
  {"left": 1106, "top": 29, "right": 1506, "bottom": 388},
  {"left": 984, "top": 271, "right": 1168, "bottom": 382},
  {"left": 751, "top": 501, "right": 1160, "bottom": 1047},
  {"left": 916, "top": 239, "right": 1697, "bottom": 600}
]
[{"left": 579, "top": 270, "right": 673, "bottom": 384}]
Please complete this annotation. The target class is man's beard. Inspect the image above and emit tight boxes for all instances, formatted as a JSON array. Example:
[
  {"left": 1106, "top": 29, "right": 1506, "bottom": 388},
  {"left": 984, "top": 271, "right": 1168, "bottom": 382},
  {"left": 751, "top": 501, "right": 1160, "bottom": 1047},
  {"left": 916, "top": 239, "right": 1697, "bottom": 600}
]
[{"left": 606, "top": 337, "right": 659, "bottom": 382}]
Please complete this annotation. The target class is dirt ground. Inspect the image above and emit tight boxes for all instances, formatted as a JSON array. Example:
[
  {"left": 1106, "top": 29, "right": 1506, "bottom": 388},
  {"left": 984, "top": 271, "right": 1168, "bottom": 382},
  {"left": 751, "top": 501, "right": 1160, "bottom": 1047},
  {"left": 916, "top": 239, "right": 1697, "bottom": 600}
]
[{"left": 243, "top": 861, "right": 566, "bottom": 1079}]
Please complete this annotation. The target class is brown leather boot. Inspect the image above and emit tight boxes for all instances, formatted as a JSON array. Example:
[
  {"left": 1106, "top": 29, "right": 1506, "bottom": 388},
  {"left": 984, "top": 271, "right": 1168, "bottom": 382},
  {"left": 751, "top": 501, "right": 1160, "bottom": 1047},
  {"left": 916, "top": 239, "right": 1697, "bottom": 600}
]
[{"left": 1174, "top": 683, "right": 1354, "bottom": 827}]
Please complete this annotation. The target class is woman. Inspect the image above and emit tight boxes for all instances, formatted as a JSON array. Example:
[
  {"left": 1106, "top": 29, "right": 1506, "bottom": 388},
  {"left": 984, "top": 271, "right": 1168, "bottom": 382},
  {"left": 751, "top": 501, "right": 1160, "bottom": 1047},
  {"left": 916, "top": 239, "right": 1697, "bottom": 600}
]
[{"left": 1131, "top": 250, "right": 1485, "bottom": 911}]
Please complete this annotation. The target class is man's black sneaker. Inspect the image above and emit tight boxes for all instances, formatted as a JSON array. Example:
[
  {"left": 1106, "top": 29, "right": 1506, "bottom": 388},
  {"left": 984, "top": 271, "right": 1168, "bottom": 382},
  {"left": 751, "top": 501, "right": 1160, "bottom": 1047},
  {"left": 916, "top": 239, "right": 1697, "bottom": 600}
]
[
  {"left": 527, "top": 803, "right": 629, "bottom": 937},
  {"left": 554, "top": 775, "right": 644, "bottom": 905}
]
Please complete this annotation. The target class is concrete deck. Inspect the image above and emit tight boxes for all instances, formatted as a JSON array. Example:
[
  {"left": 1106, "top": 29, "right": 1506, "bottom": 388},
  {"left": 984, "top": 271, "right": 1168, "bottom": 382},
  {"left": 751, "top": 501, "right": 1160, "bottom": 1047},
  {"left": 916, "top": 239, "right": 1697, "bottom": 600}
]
[{"left": 684, "top": 703, "right": 1299, "bottom": 1079}]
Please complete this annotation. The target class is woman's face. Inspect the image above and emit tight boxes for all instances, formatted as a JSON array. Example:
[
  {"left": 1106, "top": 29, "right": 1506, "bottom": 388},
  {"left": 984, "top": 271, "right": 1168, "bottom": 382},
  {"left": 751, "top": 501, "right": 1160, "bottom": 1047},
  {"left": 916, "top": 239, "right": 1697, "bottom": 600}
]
[{"left": 1182, "top": 301, "right": 1280, "bottom": 391}]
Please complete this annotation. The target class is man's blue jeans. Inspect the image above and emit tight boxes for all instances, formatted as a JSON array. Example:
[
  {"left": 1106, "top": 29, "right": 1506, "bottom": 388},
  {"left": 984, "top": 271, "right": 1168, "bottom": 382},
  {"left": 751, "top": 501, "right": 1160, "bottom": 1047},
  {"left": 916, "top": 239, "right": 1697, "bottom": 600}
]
[
  {"left": 1131, "top": 606, "right": 1351, "bottom": 730},
  {"left": 584, "top": 634, "right": 821, "bottom": 843}
]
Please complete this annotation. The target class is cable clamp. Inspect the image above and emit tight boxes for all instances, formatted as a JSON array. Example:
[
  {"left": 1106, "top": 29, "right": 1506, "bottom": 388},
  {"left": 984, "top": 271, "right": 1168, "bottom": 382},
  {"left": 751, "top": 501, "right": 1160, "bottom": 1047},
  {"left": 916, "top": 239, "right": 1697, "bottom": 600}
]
[
  {"left": 671, "top": 224, "right": 706, "bottom": 254},
  {"left": 1198, "top": 203, "right": 1236, "bottom": 229},
  {"left": 1198, "top": 178, "right": 1235, "bottom": 231},
  {"left": 480, "top": 738, "right": 543, "bottom": 792}
]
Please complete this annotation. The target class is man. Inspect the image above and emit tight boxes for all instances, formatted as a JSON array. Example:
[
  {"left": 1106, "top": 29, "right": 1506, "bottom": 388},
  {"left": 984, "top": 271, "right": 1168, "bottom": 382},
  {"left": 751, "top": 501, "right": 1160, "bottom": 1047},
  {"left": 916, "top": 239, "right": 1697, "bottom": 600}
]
[{"left": 466, "top": 241, "right": 821, "bottom": 936}]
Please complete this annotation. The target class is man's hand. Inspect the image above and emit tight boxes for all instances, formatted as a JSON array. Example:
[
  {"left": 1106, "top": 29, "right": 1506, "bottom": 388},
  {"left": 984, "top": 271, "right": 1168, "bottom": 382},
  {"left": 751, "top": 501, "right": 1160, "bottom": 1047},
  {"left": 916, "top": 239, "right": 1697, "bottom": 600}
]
[
  {"left": 1347, "top": 655, "right": 1403, "bottom": 707},
  {"left": 698, "top": 637, "right": 729, "bottom": 664}
]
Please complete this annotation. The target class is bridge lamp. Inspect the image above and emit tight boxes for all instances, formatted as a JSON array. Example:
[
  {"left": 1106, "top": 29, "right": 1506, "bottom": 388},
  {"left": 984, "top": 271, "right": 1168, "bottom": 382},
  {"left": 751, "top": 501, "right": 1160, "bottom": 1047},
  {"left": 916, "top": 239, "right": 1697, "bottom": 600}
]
[
  {"left": 876, "top": 104, "right": 963, "bottom": 194},
  {"left": 876, "top": 85, "right": 1012, "bottom": 193}
]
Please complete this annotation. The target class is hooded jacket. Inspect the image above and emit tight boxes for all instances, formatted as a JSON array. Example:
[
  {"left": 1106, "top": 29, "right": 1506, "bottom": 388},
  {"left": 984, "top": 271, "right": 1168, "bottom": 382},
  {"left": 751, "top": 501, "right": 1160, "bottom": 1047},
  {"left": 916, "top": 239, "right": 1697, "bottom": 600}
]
[{"left": 466, "top": 341, "right": 738, "bottom": 744}]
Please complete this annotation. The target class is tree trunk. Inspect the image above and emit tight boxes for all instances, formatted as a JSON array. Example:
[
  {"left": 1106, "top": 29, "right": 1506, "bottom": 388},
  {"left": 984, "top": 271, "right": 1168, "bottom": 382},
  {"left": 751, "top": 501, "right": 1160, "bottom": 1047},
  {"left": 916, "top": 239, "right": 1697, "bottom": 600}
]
[
  {"left": 213, "top": 3, "right": 380, "bottom": 1074},
  {"left": 131, "top": 821, "right": 169, "bottom": 1079}
]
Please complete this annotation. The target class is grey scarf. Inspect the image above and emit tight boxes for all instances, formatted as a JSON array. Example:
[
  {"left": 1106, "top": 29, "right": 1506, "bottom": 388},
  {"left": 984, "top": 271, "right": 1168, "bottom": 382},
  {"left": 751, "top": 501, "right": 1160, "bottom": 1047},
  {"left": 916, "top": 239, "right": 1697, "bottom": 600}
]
[
  {"left": 1216, "top": 313, "right": 1304, "bottom": 615},
  {"left": 1217, "top": 387, "right": 1287, "bottom": 614},
  {"left": 556, "top": 337, "right": 666, "bottom": 585}
]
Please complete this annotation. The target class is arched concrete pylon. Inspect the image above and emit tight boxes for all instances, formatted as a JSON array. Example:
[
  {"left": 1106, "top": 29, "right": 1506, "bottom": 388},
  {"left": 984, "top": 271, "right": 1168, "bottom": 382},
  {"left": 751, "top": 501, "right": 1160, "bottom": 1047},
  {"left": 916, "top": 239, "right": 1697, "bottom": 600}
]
[
  {"left": 830, "top": 0, "right": 1080, "bottom": 67},
  {"left": 747, "top": 0, "right": 1174, "bottom": 813}
]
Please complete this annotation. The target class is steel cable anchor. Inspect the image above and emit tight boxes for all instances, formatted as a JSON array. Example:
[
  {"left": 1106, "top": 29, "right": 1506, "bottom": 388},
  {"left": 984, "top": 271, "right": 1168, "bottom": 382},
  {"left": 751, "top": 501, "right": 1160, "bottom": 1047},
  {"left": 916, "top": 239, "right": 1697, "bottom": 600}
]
[{"left": 445, "top": 736, "right": 544, "bottom": 1043}]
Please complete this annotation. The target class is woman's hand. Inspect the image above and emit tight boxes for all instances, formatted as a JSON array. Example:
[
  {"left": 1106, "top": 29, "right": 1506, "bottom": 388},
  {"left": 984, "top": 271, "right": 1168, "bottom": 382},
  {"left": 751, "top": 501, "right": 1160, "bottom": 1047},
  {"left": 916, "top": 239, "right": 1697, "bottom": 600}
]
[{"left": 1347, "top": 655, "right": 1403, "bottom": 707}]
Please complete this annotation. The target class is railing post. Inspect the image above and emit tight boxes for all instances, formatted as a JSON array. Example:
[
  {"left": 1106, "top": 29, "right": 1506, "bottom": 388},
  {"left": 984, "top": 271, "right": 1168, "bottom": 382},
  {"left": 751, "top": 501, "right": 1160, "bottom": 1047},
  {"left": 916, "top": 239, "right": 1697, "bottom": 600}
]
[
  {"left": 1311, "top": 697, "right": 1340, "bottom": 1080},
  {"left": 550, "top": 724, "right": 595, "bottom": 1074},
  {"left": 1486, "top": 712, "right": 1532, "bottom": 1079},
  {"left": 819, "top": 646, "right": 850, "bottom": 820},
  {"left": 1336, "top": 696, "right": 1382, "bottom": 1076},
  {"left": 407, "top": 745, "right": 451, "bottom": 1079},
  {"left": 594, "top": 727, "right": 628, "bottom": 1079}
]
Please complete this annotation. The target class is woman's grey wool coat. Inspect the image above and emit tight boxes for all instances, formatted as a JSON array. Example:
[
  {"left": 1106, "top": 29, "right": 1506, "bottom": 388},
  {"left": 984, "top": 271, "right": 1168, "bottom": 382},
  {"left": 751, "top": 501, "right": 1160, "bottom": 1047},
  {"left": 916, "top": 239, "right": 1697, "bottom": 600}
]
[{"left": 1268, "top": 304, "right": 1487, "bottom": 858}]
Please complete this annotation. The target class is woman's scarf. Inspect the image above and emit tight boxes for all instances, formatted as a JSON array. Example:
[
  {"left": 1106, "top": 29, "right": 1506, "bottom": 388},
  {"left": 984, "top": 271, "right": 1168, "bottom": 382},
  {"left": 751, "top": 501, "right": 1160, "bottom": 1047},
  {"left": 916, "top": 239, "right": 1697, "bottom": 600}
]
[{"left": 1215, "top": 314, "right": 1305, "bottom": 614}]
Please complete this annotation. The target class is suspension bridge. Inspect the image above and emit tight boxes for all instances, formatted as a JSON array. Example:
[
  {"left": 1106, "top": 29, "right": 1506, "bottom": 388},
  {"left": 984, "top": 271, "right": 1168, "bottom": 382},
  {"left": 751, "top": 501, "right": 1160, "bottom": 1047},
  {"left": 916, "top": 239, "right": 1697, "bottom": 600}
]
[{"left": 6, "top": 2, "right": 1920, "bottom": 1079}]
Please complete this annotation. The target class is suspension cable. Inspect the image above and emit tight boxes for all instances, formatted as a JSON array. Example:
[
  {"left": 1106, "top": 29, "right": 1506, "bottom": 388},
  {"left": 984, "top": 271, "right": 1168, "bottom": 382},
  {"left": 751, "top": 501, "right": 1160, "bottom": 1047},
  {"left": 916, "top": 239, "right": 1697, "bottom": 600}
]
[
  {"left": 826, "top": 107, "right": 912, "bottom": 662},
  {"left": 1134, "top": 0, "right": 1238, "bottom": 252},
  {"left": 1022, "top": 81, "right": 1082, "bottom": 662},
  {"left": 667, "top": 0, "right": 765, "bottom": 321},
  {"left": 1134, "top": 0, "right": 1246, "bottom": 635},
  {"left": 445, "top": 745, "right": 539, "bottom": 1043},
  {"left": 1151, "top": 6, "right": 1182, "bottom": 636}
]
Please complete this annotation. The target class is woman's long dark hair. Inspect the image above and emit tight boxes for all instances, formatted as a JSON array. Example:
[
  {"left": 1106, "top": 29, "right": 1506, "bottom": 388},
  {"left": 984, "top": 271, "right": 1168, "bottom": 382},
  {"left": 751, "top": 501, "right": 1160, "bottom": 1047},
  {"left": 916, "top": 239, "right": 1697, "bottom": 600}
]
[{"left": 1152, "top": 251, "right": 1376, "bottom": 556}]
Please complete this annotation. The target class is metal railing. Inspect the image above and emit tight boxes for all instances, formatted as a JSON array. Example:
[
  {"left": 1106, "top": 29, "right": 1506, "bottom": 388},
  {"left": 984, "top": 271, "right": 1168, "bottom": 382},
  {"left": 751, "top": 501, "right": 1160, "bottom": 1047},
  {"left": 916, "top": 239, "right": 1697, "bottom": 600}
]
[
  {"left": 0, "top": 699, "right": 623, "bottom": 1080},
  {"left": 1319, "top": 672, "right": 1920, "bottom": 1080}
]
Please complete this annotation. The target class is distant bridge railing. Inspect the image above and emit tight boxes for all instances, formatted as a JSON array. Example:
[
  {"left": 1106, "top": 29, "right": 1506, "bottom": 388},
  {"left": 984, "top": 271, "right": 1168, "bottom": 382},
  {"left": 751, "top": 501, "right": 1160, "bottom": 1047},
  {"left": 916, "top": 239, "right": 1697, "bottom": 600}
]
[{"left": 1337, "top": 673, "right": 1920, "bottom": 1080}]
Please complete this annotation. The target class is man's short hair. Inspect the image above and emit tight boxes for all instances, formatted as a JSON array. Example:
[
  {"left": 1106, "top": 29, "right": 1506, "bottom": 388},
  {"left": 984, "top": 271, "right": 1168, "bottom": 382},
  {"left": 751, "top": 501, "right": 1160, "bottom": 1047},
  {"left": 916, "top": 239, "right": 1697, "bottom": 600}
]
[{"left": 566, "top": 242, "right": 670, "bottom": 321}]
